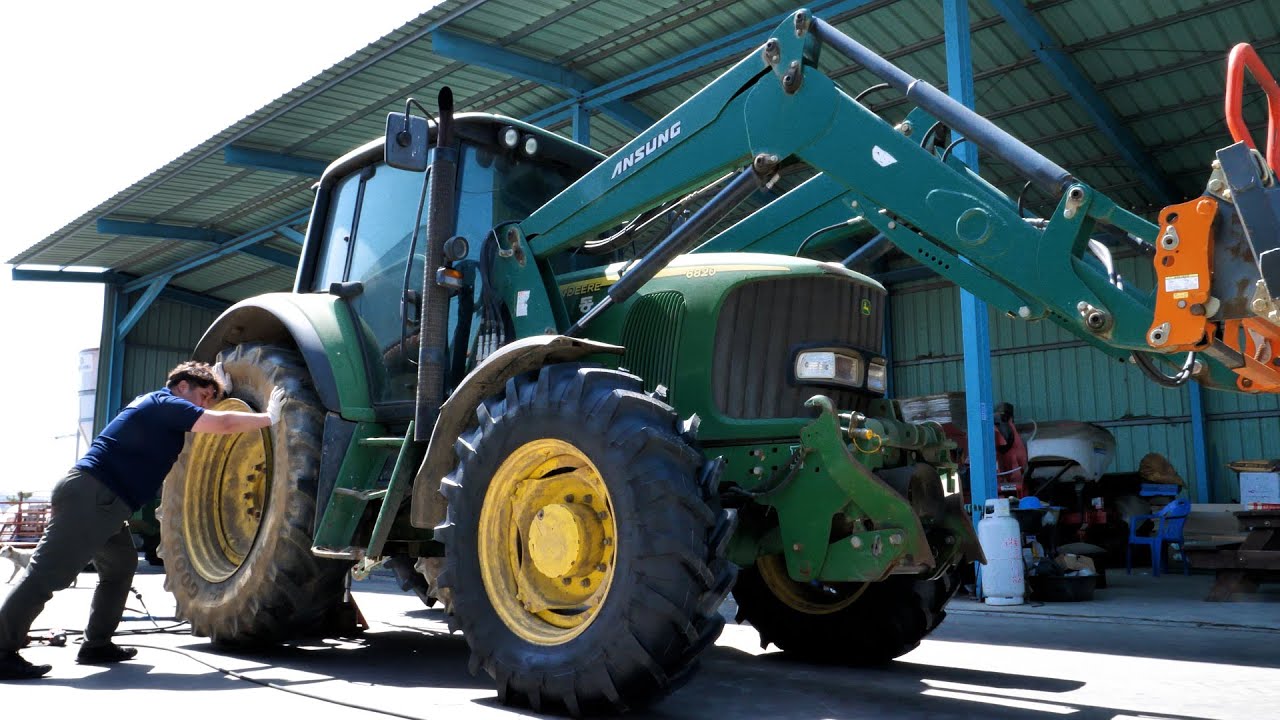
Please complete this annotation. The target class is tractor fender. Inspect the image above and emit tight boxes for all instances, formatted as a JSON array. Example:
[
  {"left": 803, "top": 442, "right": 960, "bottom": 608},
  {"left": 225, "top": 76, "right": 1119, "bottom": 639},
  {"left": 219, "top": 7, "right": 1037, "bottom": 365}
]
[
  {"left": 410, "top": 335, "right": 624, "bottom": 529},
  {"left": 192, "top": 294, "right": 353, "bottom": 414}
]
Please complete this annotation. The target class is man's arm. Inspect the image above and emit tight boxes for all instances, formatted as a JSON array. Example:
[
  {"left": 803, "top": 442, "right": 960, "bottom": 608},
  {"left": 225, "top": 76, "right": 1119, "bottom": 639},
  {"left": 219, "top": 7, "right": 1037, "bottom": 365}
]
[{"left": 191, "top": 386, "right": 286, "bottom": 434}]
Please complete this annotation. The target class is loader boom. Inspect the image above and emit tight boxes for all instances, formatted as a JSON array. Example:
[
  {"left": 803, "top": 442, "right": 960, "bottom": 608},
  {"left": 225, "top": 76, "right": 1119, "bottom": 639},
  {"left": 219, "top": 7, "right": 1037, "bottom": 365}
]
[{"left": 486, "top": 9, "right": 1280, "bottom": 394}]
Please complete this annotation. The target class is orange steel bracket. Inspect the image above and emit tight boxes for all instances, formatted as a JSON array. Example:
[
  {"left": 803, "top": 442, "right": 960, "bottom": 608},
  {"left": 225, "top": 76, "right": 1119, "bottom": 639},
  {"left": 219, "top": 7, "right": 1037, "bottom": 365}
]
[
  {"left": 1149, "top": 197, "right": 1218, "bottom": 351},
  {"left": 1223, "top": 317, "right": 1280, "bottom": 392},
  {"left": 1226, "top": 43, "right": 1280, "bottom": 171}
]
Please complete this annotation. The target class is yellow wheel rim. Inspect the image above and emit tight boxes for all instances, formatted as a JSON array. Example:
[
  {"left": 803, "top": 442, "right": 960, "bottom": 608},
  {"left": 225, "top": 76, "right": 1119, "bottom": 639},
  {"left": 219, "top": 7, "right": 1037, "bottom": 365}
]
[
  {"left": 181, "top": 398, "right": 272, "bottom": 582},
  {"left": 478, "top": 438, "right": 617, "bottom": 645},
  {"left": 757, "top": 554, "right": 867, "bottom": 615}
]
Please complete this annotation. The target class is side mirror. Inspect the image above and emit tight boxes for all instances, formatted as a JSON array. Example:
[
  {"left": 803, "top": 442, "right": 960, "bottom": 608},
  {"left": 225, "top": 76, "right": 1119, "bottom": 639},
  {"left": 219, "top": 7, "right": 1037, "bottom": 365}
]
[{"left": 385, "top": 111, "right": 430, "bottom": 171}]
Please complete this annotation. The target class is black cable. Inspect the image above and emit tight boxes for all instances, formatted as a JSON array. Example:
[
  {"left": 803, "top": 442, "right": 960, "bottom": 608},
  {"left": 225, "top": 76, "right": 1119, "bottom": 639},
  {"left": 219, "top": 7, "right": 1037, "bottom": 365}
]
[
  {"left": 853, "top": 82, "right": 893, "bottom": 105},
  {"left": 795, "top": 219, "right": 855, "bottom": 257},
  {"left": 1017, "top": 180, "right": 1034, "bottom": 218},
  {"left": 941, "top": 136, "right": 973, "bottom": 164},
  {"left": 119, "top": 642, "right": 434, "bottom": 720},
  {"left": 1132, "top": 351, "right": 1196, "bottom": 388}
]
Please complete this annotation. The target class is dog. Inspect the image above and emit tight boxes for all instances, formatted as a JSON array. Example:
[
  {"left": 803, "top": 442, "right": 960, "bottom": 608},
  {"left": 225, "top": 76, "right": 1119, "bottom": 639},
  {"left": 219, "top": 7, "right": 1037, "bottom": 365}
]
[
  {"left": 0, "top": 544, "right": 77, "bottom": 587},
  {"left": 1, "top": 544, "right": 34, "bottom": 584}
]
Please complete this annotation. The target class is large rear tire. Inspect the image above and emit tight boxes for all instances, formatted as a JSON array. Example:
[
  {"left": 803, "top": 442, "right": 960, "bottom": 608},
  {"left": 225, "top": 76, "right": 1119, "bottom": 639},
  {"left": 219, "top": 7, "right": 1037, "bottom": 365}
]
[
  {"left": 732, "top": 554, "right": 960, "bottom": 664},
  {"left": 160, "top": 342, "right": 349, "bottom": 647},
  {"left": 437, "top": 365, "right": 736, "bottom": 716}
]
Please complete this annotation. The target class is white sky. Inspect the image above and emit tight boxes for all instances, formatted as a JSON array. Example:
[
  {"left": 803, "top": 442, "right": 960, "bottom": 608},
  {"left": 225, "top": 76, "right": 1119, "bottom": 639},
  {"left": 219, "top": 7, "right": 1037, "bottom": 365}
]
[{"left": 0, "top": 1, "right": 437, "bottom": 497}]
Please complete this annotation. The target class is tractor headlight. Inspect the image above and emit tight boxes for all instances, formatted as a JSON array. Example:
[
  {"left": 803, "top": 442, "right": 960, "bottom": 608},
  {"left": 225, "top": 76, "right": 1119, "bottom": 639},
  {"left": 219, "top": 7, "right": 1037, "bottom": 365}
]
[
  {"left": 865, "top": 361, "right": 887, "bottom": 394},
  {"left": 794, "top": 350, "right": 863, "bottom": 388}
]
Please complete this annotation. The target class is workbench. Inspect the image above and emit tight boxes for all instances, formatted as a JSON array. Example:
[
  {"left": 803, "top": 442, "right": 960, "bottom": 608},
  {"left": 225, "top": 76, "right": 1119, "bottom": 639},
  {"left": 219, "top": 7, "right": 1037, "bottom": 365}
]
[{"left": 1184, "top": 509, "right": 1280, "bottom": 601}]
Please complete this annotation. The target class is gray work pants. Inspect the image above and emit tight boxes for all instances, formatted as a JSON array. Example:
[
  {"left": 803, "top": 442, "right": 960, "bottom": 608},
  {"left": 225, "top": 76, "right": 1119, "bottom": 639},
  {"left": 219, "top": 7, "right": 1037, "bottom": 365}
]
[{"left": 0, "top": 468, "right": 137, "bottom": 652}]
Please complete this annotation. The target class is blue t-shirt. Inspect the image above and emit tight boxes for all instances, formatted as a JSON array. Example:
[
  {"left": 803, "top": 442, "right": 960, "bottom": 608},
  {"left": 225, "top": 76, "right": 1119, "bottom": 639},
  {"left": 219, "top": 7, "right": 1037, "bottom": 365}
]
[{"left": 75, "top": 388, "right": 205, "bottom": 511}]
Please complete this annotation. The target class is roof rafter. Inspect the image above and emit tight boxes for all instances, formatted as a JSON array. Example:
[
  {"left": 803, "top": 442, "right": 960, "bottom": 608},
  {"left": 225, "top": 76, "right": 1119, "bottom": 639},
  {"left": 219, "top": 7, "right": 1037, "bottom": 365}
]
[
  {"left": 527, "top": 0, "right": 882, "bottom": 126},
  {"left": 987, "top": 0, "right": 1176, "bottom": 202},
  {"left": 432, "top": 29, "right": 652, "bottom": 132},
  {"left": 224, "top": 145, "right": 329, "bottom": 176},
  {"left": 96, "top": 218, "right": 298, "bottom": 269},
  {"left": 121, "top": 209, "right": 310, "bottom": 292}
]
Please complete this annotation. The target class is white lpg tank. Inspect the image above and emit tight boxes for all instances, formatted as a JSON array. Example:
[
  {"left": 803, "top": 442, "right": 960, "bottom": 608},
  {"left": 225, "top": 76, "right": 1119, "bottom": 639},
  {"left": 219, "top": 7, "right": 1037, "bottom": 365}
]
[{"left": 978, "top": 498, "right": 1024, "bottom": 606}]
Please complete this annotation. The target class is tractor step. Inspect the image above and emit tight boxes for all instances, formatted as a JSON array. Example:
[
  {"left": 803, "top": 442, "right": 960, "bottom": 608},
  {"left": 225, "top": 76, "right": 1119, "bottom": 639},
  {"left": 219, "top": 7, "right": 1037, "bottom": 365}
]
[{"left": 358, "top": 437, "right": 405, "bottom": 448}]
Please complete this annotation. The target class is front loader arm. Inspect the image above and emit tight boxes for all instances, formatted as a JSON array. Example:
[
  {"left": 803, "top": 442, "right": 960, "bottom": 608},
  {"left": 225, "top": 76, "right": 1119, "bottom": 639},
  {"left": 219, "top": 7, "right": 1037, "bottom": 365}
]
[{"left": 499, "top": 8, "right": 1244, "bottom": 390}]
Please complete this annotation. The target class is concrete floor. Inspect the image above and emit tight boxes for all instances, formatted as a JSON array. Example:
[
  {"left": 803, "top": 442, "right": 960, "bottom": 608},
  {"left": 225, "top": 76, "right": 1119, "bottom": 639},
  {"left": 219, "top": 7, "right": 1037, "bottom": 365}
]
[{"left": 2, "top": 562, "right": 1277, "bottom": 719}]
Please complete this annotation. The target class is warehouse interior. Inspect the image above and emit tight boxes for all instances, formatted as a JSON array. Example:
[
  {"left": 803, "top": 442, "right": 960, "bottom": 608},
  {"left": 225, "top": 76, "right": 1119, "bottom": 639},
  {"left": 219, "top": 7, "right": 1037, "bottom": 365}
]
[{"left": 6, "top": 0, "right": 1280, "bottom": 625}]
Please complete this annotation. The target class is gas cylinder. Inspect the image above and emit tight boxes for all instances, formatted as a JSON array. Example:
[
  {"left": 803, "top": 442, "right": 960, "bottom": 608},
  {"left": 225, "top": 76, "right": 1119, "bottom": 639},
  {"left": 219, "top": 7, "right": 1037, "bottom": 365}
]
[{"left": 978, "top": 498, "right": 1024, "bottom": 605}]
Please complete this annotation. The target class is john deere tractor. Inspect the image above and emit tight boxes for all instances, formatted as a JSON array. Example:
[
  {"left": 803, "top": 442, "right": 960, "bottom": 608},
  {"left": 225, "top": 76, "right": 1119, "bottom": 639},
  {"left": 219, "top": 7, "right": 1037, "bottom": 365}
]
[{"left": 159, "top": 8, "right": 1280, "bottom": 715}]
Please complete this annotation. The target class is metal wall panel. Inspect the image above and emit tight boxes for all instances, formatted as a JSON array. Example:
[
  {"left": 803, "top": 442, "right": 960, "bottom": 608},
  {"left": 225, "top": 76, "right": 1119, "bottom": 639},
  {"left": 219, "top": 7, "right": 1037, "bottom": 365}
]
[
  {"left": 889, "top": 267, "right": 1279, "bottom": 501},
  {"left": 118, "top": 299, "right": 222, "bottom": 408}
]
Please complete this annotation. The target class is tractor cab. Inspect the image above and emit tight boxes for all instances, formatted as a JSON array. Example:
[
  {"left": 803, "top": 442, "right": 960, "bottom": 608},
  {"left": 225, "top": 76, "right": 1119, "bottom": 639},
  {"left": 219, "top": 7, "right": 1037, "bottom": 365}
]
[{"left": 296, "top": 114, "right": 602, "bottom": 414}]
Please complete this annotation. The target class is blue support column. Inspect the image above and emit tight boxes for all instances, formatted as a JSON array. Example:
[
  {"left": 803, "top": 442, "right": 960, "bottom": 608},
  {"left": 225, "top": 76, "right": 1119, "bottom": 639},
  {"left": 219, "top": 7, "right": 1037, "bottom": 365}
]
[
  {"left": 1189, "top": 382, "right": 1210, "bottom": 502},
  {"left": 882, "top": 293, "right": 894, "bottom": 398},
  {"left": 103, "top": 288, "right": 127, "bottom": 423},
  {"left": 946, "top": 0, "right": 996, "bottom": 596},
  {"left": 572, "top": 102, "right": 591, "bottom": 146}
]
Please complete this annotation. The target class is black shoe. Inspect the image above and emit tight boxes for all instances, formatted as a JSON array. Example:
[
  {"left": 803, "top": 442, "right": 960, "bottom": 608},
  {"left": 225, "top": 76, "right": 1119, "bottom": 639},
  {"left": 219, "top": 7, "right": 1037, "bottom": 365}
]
[
  {"left": 0, "top": 651, "right": 51, "bottom": 679},
  {"left": 76, "top": 643, "right": 138, "bottom": 665}
]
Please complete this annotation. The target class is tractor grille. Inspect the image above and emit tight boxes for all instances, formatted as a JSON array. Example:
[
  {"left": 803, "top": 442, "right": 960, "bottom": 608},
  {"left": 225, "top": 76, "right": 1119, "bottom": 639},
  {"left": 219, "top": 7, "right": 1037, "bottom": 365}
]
[
  {"left": 713, "top": 275, "right": 884, "bottom": 419},
  {"left": 620, "top": 291, "right": 685, "bottom": 395}
]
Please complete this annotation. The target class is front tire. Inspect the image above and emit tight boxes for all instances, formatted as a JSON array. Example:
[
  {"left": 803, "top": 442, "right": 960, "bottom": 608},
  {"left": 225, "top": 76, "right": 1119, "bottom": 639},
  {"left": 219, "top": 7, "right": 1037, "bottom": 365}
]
[
  {"left": 160, "top": 342, "right": 349, "bottom": 647},
  {"left": 437, "top": 365, "right": 735, "bottom": 715}
]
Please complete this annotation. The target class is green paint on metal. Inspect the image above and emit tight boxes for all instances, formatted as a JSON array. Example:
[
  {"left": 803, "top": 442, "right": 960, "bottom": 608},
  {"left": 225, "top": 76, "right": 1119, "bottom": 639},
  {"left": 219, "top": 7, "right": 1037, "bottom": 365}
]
[
  {"left": 367, "top": 422, "right": 422, "bottom": 558},
  {"left": 491, "top": 224, "right": 563, "bottom": 335},
  {"left": 277, "top": 293, "right": 377, "bottom": 421},
  {"left": 763, "top": 395, "right": 934, "bottom": 582},
  {"left": 312, "top": 421, "right": 389, "bottom": 551}
]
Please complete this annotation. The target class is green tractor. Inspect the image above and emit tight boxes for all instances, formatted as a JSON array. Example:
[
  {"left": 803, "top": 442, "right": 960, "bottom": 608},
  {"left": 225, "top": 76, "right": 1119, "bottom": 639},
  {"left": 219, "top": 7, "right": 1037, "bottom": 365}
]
[{"left": 158, "top": 11, "right": 1019, "bottom": 715}]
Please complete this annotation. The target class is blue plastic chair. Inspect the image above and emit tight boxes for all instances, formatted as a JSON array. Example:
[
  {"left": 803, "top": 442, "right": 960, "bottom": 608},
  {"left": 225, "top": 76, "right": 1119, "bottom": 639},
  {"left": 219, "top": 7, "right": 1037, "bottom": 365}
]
[{"left": 1126, "top": 497, "right": 1191, "bottom": 576}]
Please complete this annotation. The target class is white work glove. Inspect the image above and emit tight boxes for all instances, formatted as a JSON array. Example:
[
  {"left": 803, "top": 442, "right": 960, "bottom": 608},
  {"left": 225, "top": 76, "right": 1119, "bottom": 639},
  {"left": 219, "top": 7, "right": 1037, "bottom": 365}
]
[
  {"left": 211, "top": 362, "right": 232, "bottom": 396},
  {"left": 265, "top": 386, "right": 287, "bottom": 425}
]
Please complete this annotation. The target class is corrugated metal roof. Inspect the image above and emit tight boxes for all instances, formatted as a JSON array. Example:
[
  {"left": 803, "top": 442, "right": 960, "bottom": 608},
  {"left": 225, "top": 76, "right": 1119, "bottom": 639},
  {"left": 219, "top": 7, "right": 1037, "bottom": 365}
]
[{"left": 10, "top": 0, "right": 1277, "bottom": 303}]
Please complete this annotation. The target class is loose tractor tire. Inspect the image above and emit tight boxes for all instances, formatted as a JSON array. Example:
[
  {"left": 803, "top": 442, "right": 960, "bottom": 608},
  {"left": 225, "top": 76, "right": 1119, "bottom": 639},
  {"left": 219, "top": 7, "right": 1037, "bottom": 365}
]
[{"left": 160, "top": 342, "right": 349, "bottom": 647}]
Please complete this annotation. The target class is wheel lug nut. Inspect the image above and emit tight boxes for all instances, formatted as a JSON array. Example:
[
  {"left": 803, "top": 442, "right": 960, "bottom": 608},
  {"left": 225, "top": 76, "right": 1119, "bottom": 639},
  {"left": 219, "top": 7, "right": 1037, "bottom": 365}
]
[
  {"left": 583, "top": 494, "right": 592, "bottom": 503},
  {"left": 562, "top": 577, "right": 572, "bottom": 586},
  {"left": 596, "top": 563, "right": 607, "bottom": 572},
  {"left": 580, "top": 578, "right": 591, "bottom": 588},
  {"left": 564, "top": 494, "right": 574, "bottom": 503}
]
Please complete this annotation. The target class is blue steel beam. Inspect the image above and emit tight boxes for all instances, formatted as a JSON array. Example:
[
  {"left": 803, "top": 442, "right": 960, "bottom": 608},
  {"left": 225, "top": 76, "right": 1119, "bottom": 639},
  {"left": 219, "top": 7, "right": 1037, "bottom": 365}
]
[
  {"left": 987, "top": 0, "right": 1175, "bottom": 202},
  {"left": 527, "top": 0, "right": 878, "bottom": 128},
  {"left": 97, "top": 218, "right": 231, "bottom": 243},
  {"left": 275, "top": 227, "right": 305, "bottom": 245},
  {"left": 117, "top": 274, "right": 172, "bottom": 339},
  {"left": 11, "top": 268, "right": 130, "bottom": 284},
  {"left": 224, "top": 145, "right": 329, "bottom": 176},
  {"left": 99, "top": 217, "right": 299, "bottom": 269},
  {"left": 123, "top": 209, "right": 310, "bottom": 293},
  {"left": 572, "top": 103, "right": 590, "bottom": 146},
  {"left": 432, "top": 29, "right": 651, "bottom": 132},
  {"left": 1189, "top": 382, "right": 1210, "bottom": 502},
  {"left": 11, "top": 268, "right": 231, "bottom": 311},
  {"left": 946, "top": 0, "right": 997, "bottom": 515}
]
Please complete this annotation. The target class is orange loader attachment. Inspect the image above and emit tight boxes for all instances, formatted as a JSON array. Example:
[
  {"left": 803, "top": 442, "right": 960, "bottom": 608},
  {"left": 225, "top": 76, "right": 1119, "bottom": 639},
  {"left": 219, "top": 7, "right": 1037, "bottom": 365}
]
[{"left": 1149, "top": 43, "right": 1280, "bottom": 392}]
